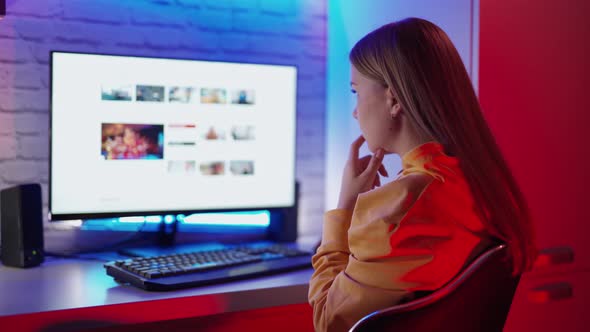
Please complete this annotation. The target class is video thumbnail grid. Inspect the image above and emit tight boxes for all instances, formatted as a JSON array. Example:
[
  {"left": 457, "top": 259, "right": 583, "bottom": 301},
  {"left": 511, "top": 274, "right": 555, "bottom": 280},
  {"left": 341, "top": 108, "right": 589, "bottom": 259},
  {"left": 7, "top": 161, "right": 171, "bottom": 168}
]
[
  {"left": 101, "top": 122, "right": 256, "bottom": 177},
  {"left": 101, "top": 84, "right": 255, "bottom": 105}
]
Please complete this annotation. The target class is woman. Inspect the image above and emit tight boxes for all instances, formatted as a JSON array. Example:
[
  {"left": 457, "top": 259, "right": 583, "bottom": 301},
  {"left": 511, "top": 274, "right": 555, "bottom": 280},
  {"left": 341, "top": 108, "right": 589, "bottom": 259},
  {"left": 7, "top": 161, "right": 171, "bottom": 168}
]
[{"left": 308, "top": 17, "right": 537, "bottom": 332}]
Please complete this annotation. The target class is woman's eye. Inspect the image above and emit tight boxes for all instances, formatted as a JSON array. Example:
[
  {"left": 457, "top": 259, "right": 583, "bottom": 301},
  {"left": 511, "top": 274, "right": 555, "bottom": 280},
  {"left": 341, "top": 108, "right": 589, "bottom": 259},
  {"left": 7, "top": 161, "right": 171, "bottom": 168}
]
[{"left": 350, "top": 89, "right": 357, "bottom": 94}]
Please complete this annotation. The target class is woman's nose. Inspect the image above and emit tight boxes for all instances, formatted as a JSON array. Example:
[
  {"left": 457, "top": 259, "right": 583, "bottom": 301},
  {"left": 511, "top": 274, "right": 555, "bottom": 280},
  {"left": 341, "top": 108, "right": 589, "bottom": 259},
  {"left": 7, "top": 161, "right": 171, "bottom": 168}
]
[{"left": 352, "top": 108, "right": 358, "bottom": 119}]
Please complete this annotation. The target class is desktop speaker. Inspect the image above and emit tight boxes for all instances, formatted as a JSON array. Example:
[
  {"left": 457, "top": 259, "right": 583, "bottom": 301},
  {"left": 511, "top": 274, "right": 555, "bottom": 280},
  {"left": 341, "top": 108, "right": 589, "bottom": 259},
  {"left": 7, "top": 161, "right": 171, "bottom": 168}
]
[
  {"left": 0, "top": 183, "right": 44, "bottom": 268},
  {"left": 267, "top": 181, "right": 299, "bottom": 242}
]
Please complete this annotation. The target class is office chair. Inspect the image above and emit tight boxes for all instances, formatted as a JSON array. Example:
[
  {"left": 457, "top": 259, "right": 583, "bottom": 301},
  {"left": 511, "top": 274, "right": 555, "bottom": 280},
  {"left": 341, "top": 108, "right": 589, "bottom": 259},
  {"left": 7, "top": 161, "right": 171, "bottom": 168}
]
[{"left": 349, "top": 243, "right": 520, "bottom": 332}]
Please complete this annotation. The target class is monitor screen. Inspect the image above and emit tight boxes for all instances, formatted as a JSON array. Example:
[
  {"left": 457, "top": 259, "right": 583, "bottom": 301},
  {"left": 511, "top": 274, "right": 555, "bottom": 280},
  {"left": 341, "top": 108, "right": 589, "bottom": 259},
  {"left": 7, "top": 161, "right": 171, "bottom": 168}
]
[{"left": 49, "top": 51, "right": 297, "bottom": 221}]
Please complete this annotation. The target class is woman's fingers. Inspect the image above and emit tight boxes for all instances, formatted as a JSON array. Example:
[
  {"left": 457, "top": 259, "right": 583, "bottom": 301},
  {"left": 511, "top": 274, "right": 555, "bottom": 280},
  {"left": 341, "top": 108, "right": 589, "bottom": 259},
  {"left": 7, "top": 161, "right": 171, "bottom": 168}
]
[
  {"left": 362, "top": 149, "right": 385, "bottom": 179},
  {"left": 348, "top": 135, "right": 365, "bottom": 162}
]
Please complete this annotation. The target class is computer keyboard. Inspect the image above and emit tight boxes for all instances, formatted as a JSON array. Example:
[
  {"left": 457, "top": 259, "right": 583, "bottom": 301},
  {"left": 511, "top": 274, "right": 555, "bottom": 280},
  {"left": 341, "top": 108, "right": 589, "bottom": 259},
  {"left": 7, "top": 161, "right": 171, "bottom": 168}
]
[{"left": 104, "top": 243, "right": 313, "bottom": 291}]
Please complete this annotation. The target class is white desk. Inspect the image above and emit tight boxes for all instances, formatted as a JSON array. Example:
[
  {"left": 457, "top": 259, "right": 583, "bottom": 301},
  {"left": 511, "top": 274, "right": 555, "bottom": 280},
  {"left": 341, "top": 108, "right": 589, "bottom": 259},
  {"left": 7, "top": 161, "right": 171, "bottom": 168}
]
[{"left": 0, "top": 255, "right": 314, "bottom": 331}]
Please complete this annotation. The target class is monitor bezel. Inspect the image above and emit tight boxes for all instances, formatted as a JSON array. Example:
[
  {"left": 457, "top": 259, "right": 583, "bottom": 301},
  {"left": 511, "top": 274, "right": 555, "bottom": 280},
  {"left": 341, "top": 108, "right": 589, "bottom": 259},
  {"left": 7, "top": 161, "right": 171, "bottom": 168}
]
[{"left": 48, "top": 50, "right": 298, "bottom": 221}]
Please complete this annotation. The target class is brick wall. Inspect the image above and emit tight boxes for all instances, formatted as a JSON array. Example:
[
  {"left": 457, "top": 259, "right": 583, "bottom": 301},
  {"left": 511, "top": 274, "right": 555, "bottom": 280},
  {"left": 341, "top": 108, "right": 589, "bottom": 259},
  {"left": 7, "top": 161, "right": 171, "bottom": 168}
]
[{"left": 0, "top": 0, "right": 326, "bottom": 238}]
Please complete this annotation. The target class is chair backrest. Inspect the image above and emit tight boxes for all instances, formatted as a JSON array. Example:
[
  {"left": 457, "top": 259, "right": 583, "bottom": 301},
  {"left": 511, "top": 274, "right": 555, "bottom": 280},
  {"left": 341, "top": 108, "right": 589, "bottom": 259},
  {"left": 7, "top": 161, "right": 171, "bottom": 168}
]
[{"left": 349, "top": 243, "right": 520, "bottom": 332}]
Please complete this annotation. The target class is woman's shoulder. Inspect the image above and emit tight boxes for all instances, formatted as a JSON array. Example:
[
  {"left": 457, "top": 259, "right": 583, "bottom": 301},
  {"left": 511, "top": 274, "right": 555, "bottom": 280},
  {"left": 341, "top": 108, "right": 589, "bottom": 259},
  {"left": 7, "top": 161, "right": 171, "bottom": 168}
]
[{"left": 353, "top": 172, "right": 435, "bottom": 223}]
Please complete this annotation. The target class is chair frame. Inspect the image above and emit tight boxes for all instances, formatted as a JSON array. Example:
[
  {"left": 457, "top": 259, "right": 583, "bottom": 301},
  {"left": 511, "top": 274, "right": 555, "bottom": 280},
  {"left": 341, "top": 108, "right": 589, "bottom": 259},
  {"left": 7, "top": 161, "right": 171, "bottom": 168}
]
[{"left": 349, "top": 243, "right": 518, "bottom": 332}]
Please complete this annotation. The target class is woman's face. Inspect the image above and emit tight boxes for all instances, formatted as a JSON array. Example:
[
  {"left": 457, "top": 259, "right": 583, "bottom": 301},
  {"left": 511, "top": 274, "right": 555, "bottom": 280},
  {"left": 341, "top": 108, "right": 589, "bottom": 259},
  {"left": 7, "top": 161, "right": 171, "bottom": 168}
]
[{"left": 350, "top": 65, "right": 394, "bottom": 153}]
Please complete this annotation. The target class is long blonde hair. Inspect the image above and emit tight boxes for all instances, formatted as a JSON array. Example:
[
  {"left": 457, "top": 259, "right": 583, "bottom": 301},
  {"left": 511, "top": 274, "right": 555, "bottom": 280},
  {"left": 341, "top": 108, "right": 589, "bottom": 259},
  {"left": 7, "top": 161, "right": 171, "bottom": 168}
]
[{"left": 350, "top": 17, "right": 537, "bottom": 275}]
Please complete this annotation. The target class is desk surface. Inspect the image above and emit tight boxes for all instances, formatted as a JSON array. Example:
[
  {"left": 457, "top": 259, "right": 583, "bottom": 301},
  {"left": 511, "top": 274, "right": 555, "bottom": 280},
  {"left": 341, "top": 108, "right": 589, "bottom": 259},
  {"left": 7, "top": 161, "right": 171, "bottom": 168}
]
[
  {"left": 0, "top": 255, "right": 314, "bottom": 317},
  {"left": 0, "top": 256, "right": 314, "bottom": 331}
]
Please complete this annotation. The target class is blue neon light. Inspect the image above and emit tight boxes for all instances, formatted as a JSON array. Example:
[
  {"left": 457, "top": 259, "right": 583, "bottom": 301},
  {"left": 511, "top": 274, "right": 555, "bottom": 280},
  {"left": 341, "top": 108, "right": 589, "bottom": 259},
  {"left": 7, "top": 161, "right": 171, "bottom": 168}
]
[
  {"left": 109, "top": 210, "right": 271, "bottom": 227},
  {"left": 182, "top": 210, "right": 270, "bottom": 227}
]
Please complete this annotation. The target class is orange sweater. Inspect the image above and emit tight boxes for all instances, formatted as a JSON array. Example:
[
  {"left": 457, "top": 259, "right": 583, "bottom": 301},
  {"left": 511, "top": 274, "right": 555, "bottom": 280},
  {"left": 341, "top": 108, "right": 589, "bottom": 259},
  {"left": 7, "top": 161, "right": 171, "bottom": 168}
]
[{"left": 308, "top": 141, "right": 493, "bottom": 332}]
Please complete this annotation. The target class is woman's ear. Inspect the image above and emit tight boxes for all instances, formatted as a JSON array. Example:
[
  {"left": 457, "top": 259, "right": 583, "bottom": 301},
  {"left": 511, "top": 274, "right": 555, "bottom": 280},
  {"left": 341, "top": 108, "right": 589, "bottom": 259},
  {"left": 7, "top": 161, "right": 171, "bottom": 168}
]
[
  {"left": 385, "top": 87, "right": 395, "bottom": 106},
  {"left": 391, "top": 103, "right": 401, "bottom": 118},
  {"left": 386, "top": 88, "right": 401, "bottom": 117}
]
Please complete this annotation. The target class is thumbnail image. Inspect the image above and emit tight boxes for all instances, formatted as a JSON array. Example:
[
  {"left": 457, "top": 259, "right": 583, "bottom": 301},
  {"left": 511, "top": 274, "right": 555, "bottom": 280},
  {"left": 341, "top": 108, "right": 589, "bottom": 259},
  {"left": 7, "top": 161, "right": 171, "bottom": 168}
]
[
  {"left": 231, "top": 125, "right": 255, "bottom": 140},
  {"left": 136, "top": 85, "right": 165, "bottom": 102},
  {"left": 101, "top": 123, "right": 164, "bottom": 160},
  {"left": 202, "top": 126, "right": 226, "bottom": 140},
  {"left": 231, "top": 89, "right": 255, "bottom": 105},
  {"left": 169, "top": 86, "right": 195, "bottom": 103},
  {"left": 200, "top": 88, "right": 227, "bottom": 104},
  {"left": 200, "top": 161, "right": 225, "bottom": 175},
  {"left": 230, "top": 161, "right": 254, "bottom": 175},
  {"left": 168, "top": 160, "right": 196, "bottom": 174},
  {"left": 101, "top": 85, "right": 133, "bottom": 101}
]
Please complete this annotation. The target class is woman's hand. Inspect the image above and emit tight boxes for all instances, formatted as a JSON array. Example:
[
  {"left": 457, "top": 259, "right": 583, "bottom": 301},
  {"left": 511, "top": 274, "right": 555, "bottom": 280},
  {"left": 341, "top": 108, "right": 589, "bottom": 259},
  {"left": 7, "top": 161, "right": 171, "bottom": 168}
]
[{"left": 337, "top": 136, "right": 389, "bottom": 211}]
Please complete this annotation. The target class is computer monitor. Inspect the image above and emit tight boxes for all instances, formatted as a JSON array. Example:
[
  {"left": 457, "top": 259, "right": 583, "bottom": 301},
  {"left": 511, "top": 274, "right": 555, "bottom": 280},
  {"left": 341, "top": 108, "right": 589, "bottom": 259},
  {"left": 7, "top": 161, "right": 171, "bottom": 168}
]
[{"left": 49, "top": 51, "right": 297, "bottom": 221}]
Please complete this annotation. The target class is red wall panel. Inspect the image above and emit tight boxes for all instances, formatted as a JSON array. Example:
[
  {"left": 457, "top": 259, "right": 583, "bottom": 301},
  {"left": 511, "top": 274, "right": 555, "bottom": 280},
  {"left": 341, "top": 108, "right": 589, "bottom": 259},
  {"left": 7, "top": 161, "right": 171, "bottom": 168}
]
[
  {"left": 480, "top": 0, "right": 590, "bottom": 268},
  {"left": 480, "top": 1, "right": 590, "bottom": 330}
]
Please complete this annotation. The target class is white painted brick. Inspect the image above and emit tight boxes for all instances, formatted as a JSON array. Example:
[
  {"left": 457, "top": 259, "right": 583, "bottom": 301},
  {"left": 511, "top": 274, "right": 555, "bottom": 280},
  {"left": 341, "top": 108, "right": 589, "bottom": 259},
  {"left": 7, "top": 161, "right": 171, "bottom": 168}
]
[
  {"left": 296, "top": 99, "right": 325, "bottom": 119},
  {"left": 297, "top": 167, "right": 326, "bottom": 180},
  {"left": 152, "top": 0, "right": 175, "bottom": 5},
  {"left": 0, "top": 160, "right": 43, "bottom": 183},
  {"left": 299, "top": 178, "right": 323, "bottom": 191},
  {"left": 299, "top": 0, "right": 326, "bottom": 18},
  {"left": 0, "top": 63, "right": 44, "bottom": 89},
  {"left": 188, "top": 8, "right": 232, "bottom": 32},
  {"left": 18, "top": 135, "right": 49, "bottom": 159},
  {"left": 180, "top": 28, "right": 220, "bottom": 51},
  {"left": 286, "top": 17, "right": 325, "bottom": 39},
  {"left": 249, "top": 35, "right": 302, "bottom": 57},
  {"left": 8, "top": 0, "right": 62, "bottom": 18},
  {"left": 305, "top": 39, "right": 326, "bottom": 59},
  {"left": 260, "top": 0, "right": 295, "bottom": 15},
  {"left": 0, "top": 136, "right": 17, "bottom": 160},
  {"left": 62, "top": 1, "right": 129, "bottom": 24},
  {"left": 40, "top": 65, "right": 50, "bottom": 88},
  {"left": 40, "top": 182, "right": 48, "bottom": 206},
  {"left": 143, "top": 28, "right": 187, "bottom": 50},
  {"left": 232, "top": 0, "right": 258, "bottom": 11},
  {"left": 12, "top": 17, "right": 55, "bottom": 41},
  {"left": 15, "top": 65, "right": 44, "bottom": 89},
  {"left": 0, "top": 66, "right": 9, "bottom": 89},
  {"left": 0, "top": 39, "right": 35, "bottom": 63},
  {"left": 204, "top": 0, "right": 231, "bottom": 10},
  {"left": 51, "top": 21, "right": 120, "bottom": 46},
  {"left": 39, "top": 160, "right": 49, "bottom": 182},
  {"left": 109, "top": 29, "right": 150, "bottom": 48},
  {"left": 233, "top": 12, "right": 289, "bottom": 34},
  {"left": 297, "top": 121, "right": 324, "bottom": 137},
  {"left": 0, "top": 17, "right": 19, "bottom": 38},
  {"left": 297, "top": 146, "right": 325, "bottom": 161},
  {"left": 297, "top": 77, "right": 325, "bottom": 98},
  {"left": 130, "top": 5, "right": 187, "bottom": 28},
  {"left": 0, "top": 89, "right": 49, "bottom": 112},
  {"left": 297, "top": 145, "right": 324, "bottom": 159},
  {"left": 296, "top": 159, "right": 323, "bottom": 176},
  {"left": 297, "top": 136, "right": 325, "bottom": 149},
  {"left": 299, "top": 194, "right": 324, "bottom": 208},
  {"left": 175, "top": 0, "right": 202, "bottom": 9},
  {"left": 14, "top": 113, "right": 48, "bottom": 135},
  {"left": 296, "top": 58, "right": 325, "bottom": 78},
  {"left": 32, "top": 43, "right": 99, "bottom": 65},
  {"left": 219, "top": 33, "right": 250, "bottom": 52},
  {"left": 0, "top": 113, "right": 16, "bottom": 135}
]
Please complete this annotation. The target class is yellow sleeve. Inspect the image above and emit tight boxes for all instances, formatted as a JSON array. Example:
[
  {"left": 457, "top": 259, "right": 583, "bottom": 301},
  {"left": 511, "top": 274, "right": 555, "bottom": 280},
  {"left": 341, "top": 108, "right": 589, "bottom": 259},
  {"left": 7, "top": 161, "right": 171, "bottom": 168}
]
[
  {"left": 308, "top": 176, "right": 433, "bottom": 332},
  {"left": 308, "top": 209, "right": 352, "bottom": 332},
  {"left": 308, "top": 209, "right": 413, "bottom": 332}
]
